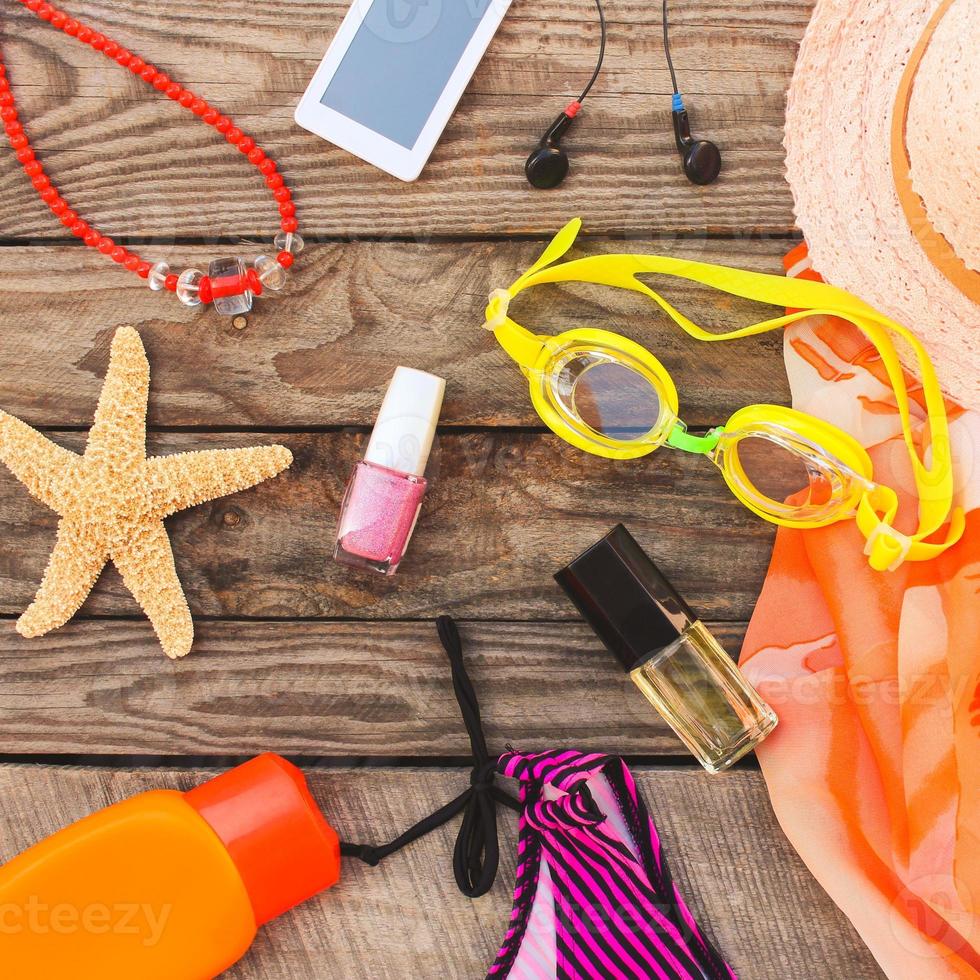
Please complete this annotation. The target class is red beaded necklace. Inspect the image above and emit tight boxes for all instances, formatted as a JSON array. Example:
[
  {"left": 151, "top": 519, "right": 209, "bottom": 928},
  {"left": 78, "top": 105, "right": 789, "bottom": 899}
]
[{"left": 2, "top": 0, "right": 304, "bottom": 315}]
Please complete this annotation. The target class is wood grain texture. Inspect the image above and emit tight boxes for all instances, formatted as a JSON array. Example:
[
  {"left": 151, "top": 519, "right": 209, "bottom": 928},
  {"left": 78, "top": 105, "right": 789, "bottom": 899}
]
[
  {"left": 0, "top": 619, "right": 753, "bottom": 757},
  {"left": 0, "top": 0, "right": 811, "bottom": 238},
  {"left": 0, "top": 239, "right": 792, "bottom": 428},
  {"left": 0, "top": 1, "right": 886, "bottom": 974},
  {"left": 0, "top": 430, "right": 776, "bottom": 622},
  {"left": 0, "top": 765, "right": 884, "bottom": 980}
]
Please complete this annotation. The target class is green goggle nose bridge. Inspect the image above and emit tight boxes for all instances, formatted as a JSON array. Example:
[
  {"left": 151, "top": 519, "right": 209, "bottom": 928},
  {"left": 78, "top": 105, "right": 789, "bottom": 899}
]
[{"left": 667, "top": 424, "right": 724, "bottom": 454}]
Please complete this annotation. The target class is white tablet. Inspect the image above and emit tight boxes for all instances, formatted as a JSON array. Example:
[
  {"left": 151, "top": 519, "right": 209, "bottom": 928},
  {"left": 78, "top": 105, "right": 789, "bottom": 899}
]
[{"left": 295, "top": 0, "right": 514, "bottom": 182}]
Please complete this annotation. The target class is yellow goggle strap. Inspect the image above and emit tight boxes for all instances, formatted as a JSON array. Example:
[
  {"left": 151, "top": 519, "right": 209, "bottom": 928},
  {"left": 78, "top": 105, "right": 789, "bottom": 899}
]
[{"left": 484, "top": 219, "right": 964, "bottom": 571}]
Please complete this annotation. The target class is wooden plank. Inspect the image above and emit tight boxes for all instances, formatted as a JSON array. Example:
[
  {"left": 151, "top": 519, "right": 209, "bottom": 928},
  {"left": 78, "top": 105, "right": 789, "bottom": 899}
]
[
  {"left": 0, "top": 240, "right": 791, "bottom": 428},
  {"left": 0, "top": 764, "right": 883, "bottom": 979},
  {"left": 0, "top": 431, "right": 775, "bottom": 622},
  {"left": 0, "top": 0, "right": 811, "bottom": 238},
  {"left": 0, "top": 619, "right": 753, "bottom": 757}
]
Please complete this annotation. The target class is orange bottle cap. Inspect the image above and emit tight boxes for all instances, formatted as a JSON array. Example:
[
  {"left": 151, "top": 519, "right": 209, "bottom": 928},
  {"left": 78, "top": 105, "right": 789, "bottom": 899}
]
[{"left": 185, "top": 754, "right": 341, "bottom": 927}]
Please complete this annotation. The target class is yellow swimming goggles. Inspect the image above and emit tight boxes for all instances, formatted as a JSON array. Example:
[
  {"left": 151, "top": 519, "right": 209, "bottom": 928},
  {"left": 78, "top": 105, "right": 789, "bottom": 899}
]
[{"left": 484, "top": 219, "right": 964, "bottom": 572}]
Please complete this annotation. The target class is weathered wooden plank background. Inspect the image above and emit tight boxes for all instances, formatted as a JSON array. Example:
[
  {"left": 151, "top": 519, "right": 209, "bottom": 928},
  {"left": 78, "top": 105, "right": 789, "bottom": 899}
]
[
  {"left": 0, "top": 766, "right": 884, "bottom": 980},
  {"left": 0, "top": 1, "right": 885, "bottom": 978},
  {"left": 0, "top": 0, "right": 810, "bottom": 238}
]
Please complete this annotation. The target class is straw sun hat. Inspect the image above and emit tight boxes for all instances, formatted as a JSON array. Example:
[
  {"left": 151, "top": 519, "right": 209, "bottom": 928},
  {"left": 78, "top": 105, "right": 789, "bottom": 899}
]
[{"left": 784, "top": 0, "right": 979, "bottom": 407}]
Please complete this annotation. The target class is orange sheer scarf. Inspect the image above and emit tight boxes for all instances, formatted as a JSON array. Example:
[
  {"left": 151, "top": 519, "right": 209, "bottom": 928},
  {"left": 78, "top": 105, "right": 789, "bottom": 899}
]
[{"left": 740, "top": 244, "right": 980, "bottom": 979}]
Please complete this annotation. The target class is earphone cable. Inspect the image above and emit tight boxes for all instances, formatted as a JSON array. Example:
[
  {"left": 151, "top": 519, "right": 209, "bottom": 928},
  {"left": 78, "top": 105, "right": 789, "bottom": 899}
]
[
  {"left": 578, "top": 0, "right": 607, "bottom": 103},
  {"left": 663, "top": 0, "right": 680, "bottom": 94}
]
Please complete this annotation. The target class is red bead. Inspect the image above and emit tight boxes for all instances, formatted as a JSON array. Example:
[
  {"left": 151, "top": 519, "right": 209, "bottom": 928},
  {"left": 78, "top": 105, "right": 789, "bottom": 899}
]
[
  {"left": 102, "top": 41, "right": 120, "bottom": 58},
  {"left": 273, "top": 186, "right": 291, "bottom": 203},
  {"left": 140, "top": 66, "right": 156, "bottom": 83},
  {"left": 89, "top": 32, "right": 106, "bottom": 50},
  {"left": 215, "top": 116, "right": 231, "bottom": 133},
  {"left": 5, "top": 120, "right": 24, "bottom": 136},
  {"left": 50, "top": 10, "right": 65, "bottom": 27},
  {"left": 16, "top": 148, "right": 34, "bottom": 164},
  {"left": 190, "top": 98, "right": 208, "bottom": 116},
  {"left": 76, "top": 25, "right": 92, "bottom": 43},
  {"left": 84, "top": 230, "right": 100, "bottom": 247},
  {"left": 237, "top": 136, "right": 255, "bottom": 154},
  {"left": 265, "top": 173, "right": 283, "bottom": 189},
  {"left": 0, "top": 77, "right": 8, "bottom": 93},
  {"left": 97, "top": 236, "right": 114, "bottom": 254},
  {"left": 115, "top": 51, "right": 132, "bottom": 68},
  {"left": 128, "top": 56, "right": 145, "bottom": 74},
  {"left": 165, "top": 82, "right": 182, "bottom": 100},
  {"left": 0, "top": 92, "right": 13, "bottom": 106},
  {"left": 259, "top": 158, "right": 276, "bottom": 175},
  {"left": 63, "top": 18, "right": 79, "bottom": 36},
  {"left": 39, "top": 186, "right": 58, "bottom": 203},
  {"left": 276, "top": 250, "right": 294, "bottom": 269},
  {"left": 279, "top": 201, "right": 296, "bottom": 218},
  {"left": 26, "top": 0, "right": 42, "bottom": 10},
  {"left": 225, "top": 126, "right": 242, "bottom": 144},
  {"left": 31, "top": 174, "right": 51, "bottom": 190},
  {"left": 49, "top": 197, "right": 67, "bottom": 215},
  {"left": 136, "top": 261, "right": 151, "bottom": 278},
  {"left": 245, "top": 268, "right": 263, "bottom": 296},
  {"left": 124, "top": 255, "right": 141, "bottom": 272},
  {"left": 70, "top": 220, "right": 89, "bottom": 238},
  {"left": 1, "top": 105, "right": 18, "bottom": 121},
  {"left": 247, "top": 147, "right": 265, "bottom": 165},
  {"left": 178, "top": 91, "right": 195, "bottom": 108},
  {"left": 59, "top": 209, "right": 77, "bottom": 227},
  {"left": 110, "top": 246, "right": 127, "bottom": 263},
  {"left": 9, "top": 134, "right": 27, "bottom": 149},
  {"left": 37, "top": 4, "right": 53, "bottom": 21},
  {"left": 152, "top": 74, "right": 170, "bottom": 91},
  {"left": 198, "top": 276, "right": 213, "bottom": 303},
  {"left": 202, "top": 108, "right": 218, "bottom": 124},
  {"left": 164, "top": 273, "right": 178, "bottom": 292},
  {"left": 24, "top": 161, "right": 42, "bottom": 177},
  {"left": 280, "top": 217, "right": 298, "bottom": 233}
]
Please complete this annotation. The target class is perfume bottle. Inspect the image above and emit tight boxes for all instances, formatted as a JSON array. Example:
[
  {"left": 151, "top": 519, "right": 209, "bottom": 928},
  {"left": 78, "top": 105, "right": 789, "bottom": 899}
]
[
  {"left": 335, "top": 366, "right": 445, "bottom": 575},
  {"left": 555, "top": 524, "right": 777, "bottom": 773}
]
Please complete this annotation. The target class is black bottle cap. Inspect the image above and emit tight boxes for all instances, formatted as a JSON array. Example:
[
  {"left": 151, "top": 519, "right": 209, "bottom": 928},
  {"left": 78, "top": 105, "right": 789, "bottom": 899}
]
[{"left": 554, "top": 524, "right": 695, "bottom": 673}]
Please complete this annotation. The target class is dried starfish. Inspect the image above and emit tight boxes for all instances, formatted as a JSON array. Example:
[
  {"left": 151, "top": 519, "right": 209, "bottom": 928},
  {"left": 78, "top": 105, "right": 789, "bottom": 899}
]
[{"left": 0, "top": 327, "right": 292, "bottom": 658}]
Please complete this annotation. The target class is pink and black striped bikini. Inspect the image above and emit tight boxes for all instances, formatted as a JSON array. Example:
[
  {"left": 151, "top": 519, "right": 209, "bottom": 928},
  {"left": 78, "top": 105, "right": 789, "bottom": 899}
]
[{"left": 343, "top": 617, "right": 736, "bottom": 980}]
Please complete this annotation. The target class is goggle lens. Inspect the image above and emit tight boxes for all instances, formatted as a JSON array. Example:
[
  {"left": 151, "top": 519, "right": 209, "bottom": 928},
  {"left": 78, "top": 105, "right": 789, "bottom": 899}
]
[
  {"left": 547, "top": 346, "right": 668, "bottom": 447},
  {"left": 733, "top": 435, "right": 835, "bottom": 509},
  {"left": 718, "top": 425, "right": 862, "bottom": 525}
]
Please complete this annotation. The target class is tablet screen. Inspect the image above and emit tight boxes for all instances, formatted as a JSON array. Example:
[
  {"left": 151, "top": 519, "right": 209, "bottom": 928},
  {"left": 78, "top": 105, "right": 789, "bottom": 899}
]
[{"left": 320, "top": 0, "right": 494, "bottom": 150}]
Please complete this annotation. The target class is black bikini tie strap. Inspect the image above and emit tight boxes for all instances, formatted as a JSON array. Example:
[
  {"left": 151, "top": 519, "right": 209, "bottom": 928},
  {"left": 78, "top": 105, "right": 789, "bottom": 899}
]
[{"left": 340, "top": 616, "right": 520, "bottom": 898}]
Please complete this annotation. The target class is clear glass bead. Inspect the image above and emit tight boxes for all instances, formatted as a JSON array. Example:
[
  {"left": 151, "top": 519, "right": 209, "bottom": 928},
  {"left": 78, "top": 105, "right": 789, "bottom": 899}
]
[
  {"left": 273, "top": 231, "right": 304, "bottom": 255},
  {"left": 208, "top": 256, "right": 253, "bottom": 316},
  {"left": 254, "top": 254, "right": 286, "bottom": 291},
  {"left": 176, "top": 268, "right": 204, "bottom": 307},
  {"left": 147, "top": 260, "right": 170, "bottom": 291}
]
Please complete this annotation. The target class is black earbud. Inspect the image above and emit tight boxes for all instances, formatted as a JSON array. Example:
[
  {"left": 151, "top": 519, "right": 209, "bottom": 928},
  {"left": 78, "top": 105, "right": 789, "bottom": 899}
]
[
  {"left": 521, "top": 0, "right": 723, "bottom": 190},
  {"left": 524, "top": 0, "right": 605, "bottom": 189},
  {"left": 671, "top": 99, "right": 721, "bottom": 185},
  {"left": 525, "top": 107, "right": 578, "bottom": 190}
]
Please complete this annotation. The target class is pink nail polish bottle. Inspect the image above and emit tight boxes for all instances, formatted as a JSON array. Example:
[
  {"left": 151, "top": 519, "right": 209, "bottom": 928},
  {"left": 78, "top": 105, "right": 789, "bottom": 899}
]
[{"left": 335, "top": 366, "right": 446, "bottom": 576}]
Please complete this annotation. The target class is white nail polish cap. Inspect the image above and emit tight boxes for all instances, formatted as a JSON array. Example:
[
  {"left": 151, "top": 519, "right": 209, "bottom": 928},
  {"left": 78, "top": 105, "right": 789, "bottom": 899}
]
[{"left": 364, "top": 367, "right": 446, "bottom": 477}]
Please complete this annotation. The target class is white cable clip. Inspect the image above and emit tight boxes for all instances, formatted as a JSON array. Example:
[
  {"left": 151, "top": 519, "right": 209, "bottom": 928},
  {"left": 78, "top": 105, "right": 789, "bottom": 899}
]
[
  {"left": 484, "top": 288, "right": 512, "bottom": 331},
  {"left": 863, "top": 522, "right": 913, "bottom": 572}
]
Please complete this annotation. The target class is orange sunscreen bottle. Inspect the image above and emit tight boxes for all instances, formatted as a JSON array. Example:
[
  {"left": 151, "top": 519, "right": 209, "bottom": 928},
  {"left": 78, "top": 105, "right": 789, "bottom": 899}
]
[{"left": 0, "top": 753, "right": 341, "bottom": 979}]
